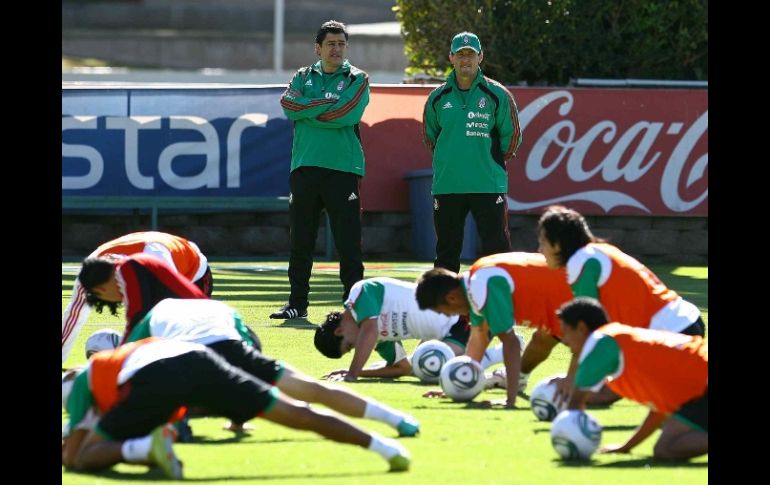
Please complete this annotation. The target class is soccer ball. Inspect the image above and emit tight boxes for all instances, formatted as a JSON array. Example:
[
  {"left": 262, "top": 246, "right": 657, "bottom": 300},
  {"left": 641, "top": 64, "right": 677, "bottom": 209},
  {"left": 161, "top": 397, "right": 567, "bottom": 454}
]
[
  {"left": 550, "top": 410, "right": 602, "bottom": 460},
  {"left": 530, "top": 373, "right": 567, "bottom": 421},
  {"left": 85, "top": 328, "right": 122, "bottom": 358},
  {"left": 411, "top": 340, "right": 455, "bottom": 383},
  {"left": 439, "top": 355, "right": 485, "bottom": 402}
]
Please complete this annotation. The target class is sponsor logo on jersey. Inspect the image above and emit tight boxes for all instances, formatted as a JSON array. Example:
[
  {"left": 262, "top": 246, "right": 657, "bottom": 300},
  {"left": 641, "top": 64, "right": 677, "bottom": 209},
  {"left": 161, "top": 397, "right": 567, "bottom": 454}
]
[
  {"left": 348, "top": 192, "right": 358, "bottom": 201},
  {"left": 305, "top": 79, "right": 313, "bottom": 86},
  {"left": 442, "top": 101, "right": 453, "bottom": 109},
  {"left": 467, "top": 111, "right": 491, "bottom": 120}
]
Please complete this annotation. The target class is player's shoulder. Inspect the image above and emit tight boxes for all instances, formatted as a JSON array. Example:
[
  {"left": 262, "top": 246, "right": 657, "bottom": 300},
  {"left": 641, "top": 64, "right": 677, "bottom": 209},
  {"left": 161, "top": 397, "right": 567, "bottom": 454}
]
[
  {"left": 482, "top": 76, "right": 513, "bottom": 96},
  {"left": 347, "top": 64, "right": 369, "bottom": 79}
]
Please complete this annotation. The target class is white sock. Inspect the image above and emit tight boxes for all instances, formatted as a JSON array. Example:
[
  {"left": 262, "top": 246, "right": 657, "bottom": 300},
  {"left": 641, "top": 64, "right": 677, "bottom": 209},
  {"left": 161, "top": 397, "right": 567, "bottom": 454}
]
[
  {"left": 121, "top": 435, "right": 153, "bottom": 462},
  {"left": 368, "top": 433, "right": 405, "bottom": 460},
  {"left": 364, "top": 400, "right": 405, "bottom": 428},
  {"left": 480, "top": 344, "right": 504, "bottom": 368}
]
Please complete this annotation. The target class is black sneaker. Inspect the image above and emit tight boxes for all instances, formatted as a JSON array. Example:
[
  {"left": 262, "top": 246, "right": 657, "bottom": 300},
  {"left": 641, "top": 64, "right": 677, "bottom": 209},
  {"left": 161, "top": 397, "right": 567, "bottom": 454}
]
[{"left": 269, "top": 304, "right": 308, "bottom": 319}]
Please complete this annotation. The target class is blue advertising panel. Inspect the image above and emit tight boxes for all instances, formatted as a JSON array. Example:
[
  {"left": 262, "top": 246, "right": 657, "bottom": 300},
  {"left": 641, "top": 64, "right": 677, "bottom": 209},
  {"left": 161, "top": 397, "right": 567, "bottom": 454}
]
[{"left": 62, "top": 87, "right": 292, "bottom": 197}]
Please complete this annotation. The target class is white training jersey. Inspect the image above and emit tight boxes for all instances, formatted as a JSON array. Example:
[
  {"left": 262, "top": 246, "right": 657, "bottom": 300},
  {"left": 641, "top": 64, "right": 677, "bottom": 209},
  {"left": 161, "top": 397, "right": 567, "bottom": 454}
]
[{"left": 345, "top": 277, "right": 459, "bottom": 342}]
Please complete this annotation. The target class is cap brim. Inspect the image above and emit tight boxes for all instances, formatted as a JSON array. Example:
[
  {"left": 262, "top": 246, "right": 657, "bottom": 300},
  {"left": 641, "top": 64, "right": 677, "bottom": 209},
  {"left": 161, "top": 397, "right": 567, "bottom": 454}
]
[{"left": 452, "top": 47, "right": 480, "bottom": 54}]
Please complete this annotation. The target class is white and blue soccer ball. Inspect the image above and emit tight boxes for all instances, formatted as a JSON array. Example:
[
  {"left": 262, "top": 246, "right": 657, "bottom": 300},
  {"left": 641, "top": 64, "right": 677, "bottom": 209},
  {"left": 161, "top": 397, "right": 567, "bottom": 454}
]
[
  {"left": 85, "top": 328, "right": 122, "bottom": 358},
  {"left": 530, "top": 373, "right": 567, "bottom": 421},
  {"left": 550, "top": 409, "right": 603, "bottom": 460},
  {"left": 439, "top": 355, "right": 485, "bottom": 402},
  {"left": 411, "top": 340, "right": 455, "bottom": 383}
]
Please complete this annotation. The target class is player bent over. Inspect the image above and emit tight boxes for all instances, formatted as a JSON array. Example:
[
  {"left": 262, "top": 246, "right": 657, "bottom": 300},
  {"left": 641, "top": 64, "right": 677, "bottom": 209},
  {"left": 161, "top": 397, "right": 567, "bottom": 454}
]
[{"left": 62, "top": 338, "right": 412, "bottom": 479}]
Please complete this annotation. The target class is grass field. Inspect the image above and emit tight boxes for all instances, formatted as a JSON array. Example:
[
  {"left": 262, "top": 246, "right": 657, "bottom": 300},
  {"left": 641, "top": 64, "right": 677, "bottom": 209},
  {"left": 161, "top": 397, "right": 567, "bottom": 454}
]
[{"left": 62, "top": 261, "right": 708, "bottom": 484}]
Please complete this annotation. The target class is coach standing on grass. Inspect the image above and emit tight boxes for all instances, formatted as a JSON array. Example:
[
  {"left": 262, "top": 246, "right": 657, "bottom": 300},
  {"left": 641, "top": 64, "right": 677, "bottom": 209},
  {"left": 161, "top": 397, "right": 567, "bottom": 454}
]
[
  {"left": 274, "top": 20, "right": 370, "bottom": 320},
  {"left": 422, "top": 31, "right": 523, "bottom": 273}
]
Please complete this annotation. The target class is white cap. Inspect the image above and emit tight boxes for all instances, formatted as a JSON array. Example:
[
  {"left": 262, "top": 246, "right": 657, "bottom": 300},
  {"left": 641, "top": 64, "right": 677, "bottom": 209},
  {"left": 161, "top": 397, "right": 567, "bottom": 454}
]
[{"left": 85, "top": 328, "right": 122, "bottom": 358}]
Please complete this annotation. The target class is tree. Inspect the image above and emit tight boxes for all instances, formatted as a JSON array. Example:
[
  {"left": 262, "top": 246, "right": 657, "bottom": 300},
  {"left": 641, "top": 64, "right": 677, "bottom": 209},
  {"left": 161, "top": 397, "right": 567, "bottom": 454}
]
[{"left": 394, "top": 0, "right": 707, "bottom": 85}]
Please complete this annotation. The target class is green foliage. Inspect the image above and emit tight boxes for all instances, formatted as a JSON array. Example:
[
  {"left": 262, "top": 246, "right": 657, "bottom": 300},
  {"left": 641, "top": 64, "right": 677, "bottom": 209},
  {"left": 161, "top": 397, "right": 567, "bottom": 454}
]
[{"left": 394, "top": 0, "right": 707, "bottom": 84}]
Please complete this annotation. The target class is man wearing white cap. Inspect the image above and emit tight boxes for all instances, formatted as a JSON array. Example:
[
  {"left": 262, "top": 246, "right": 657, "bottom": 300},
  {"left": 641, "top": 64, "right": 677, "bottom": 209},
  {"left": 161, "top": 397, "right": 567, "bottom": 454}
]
[{"left": 422, "top": 31, "right": 523, "bottom": 273}]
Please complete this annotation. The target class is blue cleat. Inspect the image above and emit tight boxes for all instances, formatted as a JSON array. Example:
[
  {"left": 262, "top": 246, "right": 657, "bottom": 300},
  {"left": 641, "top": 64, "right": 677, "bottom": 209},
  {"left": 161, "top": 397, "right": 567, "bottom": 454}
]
[{"left": 396, "top": 416, "right": 420, "bottom": 437}]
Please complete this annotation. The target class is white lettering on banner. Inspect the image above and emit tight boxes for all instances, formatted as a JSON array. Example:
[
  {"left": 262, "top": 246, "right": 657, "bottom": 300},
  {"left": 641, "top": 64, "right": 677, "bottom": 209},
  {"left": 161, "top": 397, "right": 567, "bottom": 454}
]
[
  {"left": 62, "top": 113, "right": 270, "bottom": 190},
  {"left": 226, "top": 114, "right": 268, "bottom": 188},
  {"left": 105, "top": 116, "right": 161, "bottom": 189},
  {"left": 661, "top": 111, "right": 708, "bottom": 212},
  {"left": 62, "top": 116, "right": 103, "bottom": 190},
  {"left": 513, "top": 91, "right": 707, "bottom": 213},
  {"left": 158, "top": 116, "right": 218, "bottom": 189}
]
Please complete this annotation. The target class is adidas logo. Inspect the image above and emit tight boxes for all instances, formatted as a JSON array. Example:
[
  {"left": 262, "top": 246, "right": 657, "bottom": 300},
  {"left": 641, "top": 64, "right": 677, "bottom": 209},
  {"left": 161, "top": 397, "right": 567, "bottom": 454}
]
[
  {"left": 442, "top": 101, "right": 453, "bottom": 109},
  {"left": 348, "top": 192, "right": 358, "bottom": 201},
  {"left": 305, "top": 79, "right": 313, "bottom": 86},
  {"left": 495, "top": 195, "right": 504, "bottom": 204}
]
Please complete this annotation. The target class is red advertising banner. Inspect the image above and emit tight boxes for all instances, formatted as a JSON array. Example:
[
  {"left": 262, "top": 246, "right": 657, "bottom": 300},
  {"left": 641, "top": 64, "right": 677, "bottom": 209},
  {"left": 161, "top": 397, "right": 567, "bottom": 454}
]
[{"left": 360, "top": 86, "right": 707, "bottom": 216}]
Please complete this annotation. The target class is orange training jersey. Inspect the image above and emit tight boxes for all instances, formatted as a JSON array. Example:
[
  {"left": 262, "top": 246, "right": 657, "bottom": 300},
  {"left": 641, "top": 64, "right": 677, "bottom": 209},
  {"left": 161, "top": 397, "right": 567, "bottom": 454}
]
[
  {"left": 90, "top": 338, "right": 159, "bottom": 413},
  {"left": 567, "top": 243, "right": 679, "bottom": 329},
  {"left": 601, "top": 323, "right": 708, "bottom": 414},
  {"left": 93, "top": 231, "right": 204, "bottom": 281},
  {"left": 467, "top": 252, "right": 573, "bottom": 337}
]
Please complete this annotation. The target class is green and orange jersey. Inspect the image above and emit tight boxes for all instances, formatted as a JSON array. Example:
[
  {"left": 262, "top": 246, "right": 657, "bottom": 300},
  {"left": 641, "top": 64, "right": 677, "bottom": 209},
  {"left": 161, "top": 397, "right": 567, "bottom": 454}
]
[
  {"left": 463, "top": 252, "right": 573, "bottom": 337},
  {"left": 574, "top": 323, "right": 708, "bottom": 414},
  {"left": 65, "top": 338, "right": 198, "bottom": 439},
  {"left": 92, "top": 231, "right": 207, "bottom": 282},
  {"left": 566, "top": 243, "right": 701, "bottom": 332}
]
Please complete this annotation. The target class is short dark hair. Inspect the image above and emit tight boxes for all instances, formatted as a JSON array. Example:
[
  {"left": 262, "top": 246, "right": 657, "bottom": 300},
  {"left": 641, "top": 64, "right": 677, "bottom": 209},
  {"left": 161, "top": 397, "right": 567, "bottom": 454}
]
[
  {"left": 556, "top": 297, "right": 609, "bottom": 332},
  {"left": 316, "top": 20, "right": 348, "bottom": 45},
  {"left": 538, "top": 205, "right": 597, "bottom": 266},
  {"left": 314, "top": 311, "right": 344, "bottom": 358},
  {"left": 78, "top": 256, "right": 121, "bottom": 316},
  {"left": 415, "top": 268, "right": 461, "bottom": 310}
]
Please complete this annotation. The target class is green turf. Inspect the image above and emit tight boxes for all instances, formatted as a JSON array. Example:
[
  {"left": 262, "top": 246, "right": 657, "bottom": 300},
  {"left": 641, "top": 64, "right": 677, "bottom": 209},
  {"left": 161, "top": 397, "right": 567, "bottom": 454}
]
[{"left": 62, "top": 261, "right": 708, "bottom": 484}]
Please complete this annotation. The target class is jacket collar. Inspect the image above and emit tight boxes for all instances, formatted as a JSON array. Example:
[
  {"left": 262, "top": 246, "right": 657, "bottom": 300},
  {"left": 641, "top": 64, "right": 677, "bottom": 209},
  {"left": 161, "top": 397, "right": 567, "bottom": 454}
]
[
  {"left": 447, "top": 67, "right": 485, "bottom": 90},
  {"left": 312, "top": 59, "right": 351, "bottom": 75}
]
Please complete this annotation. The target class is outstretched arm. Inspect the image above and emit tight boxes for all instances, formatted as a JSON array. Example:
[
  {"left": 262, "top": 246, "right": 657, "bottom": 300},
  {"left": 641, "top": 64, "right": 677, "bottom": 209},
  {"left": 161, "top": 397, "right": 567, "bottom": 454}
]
[
  {"left": 344, "top": 318, "right": 379, "bottom": 382},
  {"left": 601, "top": 410, "right": 668, "bottom": 454}
]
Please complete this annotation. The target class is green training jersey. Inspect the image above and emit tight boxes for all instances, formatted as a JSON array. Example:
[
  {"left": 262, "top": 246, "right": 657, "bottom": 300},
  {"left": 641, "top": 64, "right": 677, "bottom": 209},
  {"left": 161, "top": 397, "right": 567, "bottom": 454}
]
[
  {"left": 280, "top": 59, "right": 370, "bottom": 176},
  {"left": 422, "top": 68, "right": 522, "bottom": 194}
]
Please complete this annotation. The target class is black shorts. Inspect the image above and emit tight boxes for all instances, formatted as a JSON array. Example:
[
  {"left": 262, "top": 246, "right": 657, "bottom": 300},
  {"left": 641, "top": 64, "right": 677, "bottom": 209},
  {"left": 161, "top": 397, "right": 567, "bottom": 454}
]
[
  {"left": 679, "top": 316, "right": 706, "bottom": 337},
  {"left": 673, "top": 387, "right": 708, "bottom": 432},
  {"left": 442, "top": 315, "right": 471, "bottom": 349},
  {"left": 208, "top": 339, "right": 283, "bottom": 384},
  {"left": 96, "top": 348, "right": 278, "bottom": 441}
]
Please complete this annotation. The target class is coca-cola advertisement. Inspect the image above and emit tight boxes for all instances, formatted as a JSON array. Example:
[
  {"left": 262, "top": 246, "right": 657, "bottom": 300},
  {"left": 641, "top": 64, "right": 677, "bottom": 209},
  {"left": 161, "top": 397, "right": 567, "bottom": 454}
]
[{"left": 361, "top": 86, "right": 707, "bottom": 217}]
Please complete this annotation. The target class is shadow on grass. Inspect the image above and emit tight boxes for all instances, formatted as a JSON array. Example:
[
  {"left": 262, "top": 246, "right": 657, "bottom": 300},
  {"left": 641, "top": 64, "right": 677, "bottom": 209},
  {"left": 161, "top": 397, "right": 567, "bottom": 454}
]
[
  {"left": 187, "top": 435, "right": 321, "bottom": 445},
  {"left": 594, "top": 456, "right": 708, "bottom": 468},
  {"left": 74, "top": 468, "right": 387, "bottom": 482},
  {"left": 532, "top": 423, "right": 639, "bottom": 434}
]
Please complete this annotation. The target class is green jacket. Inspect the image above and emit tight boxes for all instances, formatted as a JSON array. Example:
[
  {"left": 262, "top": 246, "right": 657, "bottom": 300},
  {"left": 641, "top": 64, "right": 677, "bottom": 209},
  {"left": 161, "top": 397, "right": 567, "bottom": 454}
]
[
  {"left": 422, "top": 69, "right": 523, "bottom": 194},
  {"left": 280, "top": 60, "right": 370, "bottom": 176}
]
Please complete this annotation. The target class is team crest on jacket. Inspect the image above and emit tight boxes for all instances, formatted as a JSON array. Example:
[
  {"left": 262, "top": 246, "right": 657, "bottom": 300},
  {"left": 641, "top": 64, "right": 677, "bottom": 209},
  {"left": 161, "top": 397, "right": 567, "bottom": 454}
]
[
  {"left": 337, "top": 80, "right": 345, "bottom": 91},
  {"left": 478, "top": 97, "right": 487, "bottom": 109},
  {"left": 433, "top": 198, "right": 439, "bottom": 210}
]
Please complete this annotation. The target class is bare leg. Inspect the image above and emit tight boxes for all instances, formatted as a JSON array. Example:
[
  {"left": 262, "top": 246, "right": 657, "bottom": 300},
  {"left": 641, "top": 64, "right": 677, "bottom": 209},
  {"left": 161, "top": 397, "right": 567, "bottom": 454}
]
[
  {"left": 654, "top": 417, "right": 708, "bottom": 460},
  {"left": 263, "top": 393, "right": 370, "bottom": 446},
  {"left": 71, "top": 432, "right": 127, "bottom": 471},
  {"left": 521, "top": 329, "right": 559, "bottom": 374},
  {"left": 586, "top": 384, "right": 622, "bottom": 406}
]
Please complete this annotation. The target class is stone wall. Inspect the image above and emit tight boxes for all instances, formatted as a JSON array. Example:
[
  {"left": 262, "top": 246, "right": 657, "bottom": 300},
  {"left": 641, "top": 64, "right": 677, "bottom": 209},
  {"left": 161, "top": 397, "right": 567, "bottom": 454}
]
[{"left": 62, "top": 211, "right": 707, "bottom": 264}]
